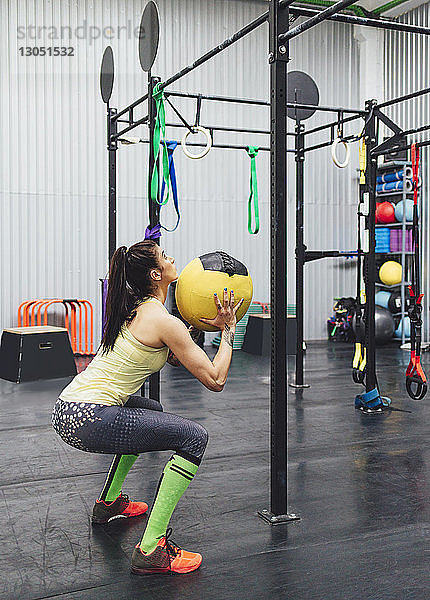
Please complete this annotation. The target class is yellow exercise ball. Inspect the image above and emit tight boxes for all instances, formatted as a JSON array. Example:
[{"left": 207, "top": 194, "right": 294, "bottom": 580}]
[
  {"left": 379, "top": 260, "right": 402, "bottom": 286},
  {"left": 175, "top": 251, "right": 253, "bottom": 332}
]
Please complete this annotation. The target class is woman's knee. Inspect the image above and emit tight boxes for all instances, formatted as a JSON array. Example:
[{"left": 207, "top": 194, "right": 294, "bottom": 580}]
[
  {"left": 197, "top": 423, "right": 209, "bottom": 448},
  {"left": 180, "top": 422, "right": 209, "bottom": 461}
]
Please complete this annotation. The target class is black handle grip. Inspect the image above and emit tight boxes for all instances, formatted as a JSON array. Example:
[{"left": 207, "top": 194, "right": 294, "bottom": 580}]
[{"left": 406, "top": 376, "right": 427, "bottom": 400}]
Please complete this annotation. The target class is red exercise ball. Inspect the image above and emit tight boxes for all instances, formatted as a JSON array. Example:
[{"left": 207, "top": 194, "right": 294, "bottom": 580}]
[{"left": 376, "top": 201, "right": 395, "bottom": 224}]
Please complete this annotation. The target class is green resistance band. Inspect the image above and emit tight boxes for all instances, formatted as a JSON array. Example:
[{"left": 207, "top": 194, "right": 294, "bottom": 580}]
[
  {"left": 151, "top": 83, "right": 170, "bottom": 206},
  {"left": 246, "top": 146, "right": 260, "bottom": 235}
]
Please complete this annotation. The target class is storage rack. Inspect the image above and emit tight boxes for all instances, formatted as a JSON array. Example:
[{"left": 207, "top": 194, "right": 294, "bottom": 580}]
[{"left": 375, "top": 160, "right": 415, "bottom": 345}]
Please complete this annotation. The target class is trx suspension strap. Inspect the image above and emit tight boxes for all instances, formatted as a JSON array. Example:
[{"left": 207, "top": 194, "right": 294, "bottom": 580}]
[
  {"left": 160, "top": 140, "right": 181, "bottom": 232},
  {"left": 246, "top": 146, "right": 260, "bottom": 234},
  {"left": 353, "top": 139, "right": 367, "bottom": 384},
  {"left": 353, "top": 139, "right": 391, "bottom": 411},
  {"left": 151, "top": 83, "right": 170, "bottom": 206},
  {"left": 406, "top": 143, "right": 427, "bottom": 400}
]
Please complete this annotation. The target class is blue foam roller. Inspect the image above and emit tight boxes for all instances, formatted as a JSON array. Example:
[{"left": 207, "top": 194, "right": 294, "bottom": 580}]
[
  {"left": 376, "top": 167, "right": 412, "bottom": 184},
  {"left": 394, "top": 316, "right": 411, "bottom": 339},
  {"left": 375, "top": 290, "right": 391, "bottom": 309}
]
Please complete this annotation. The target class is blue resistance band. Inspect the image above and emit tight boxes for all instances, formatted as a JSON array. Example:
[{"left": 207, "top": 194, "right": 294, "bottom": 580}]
[{"left": 159, "top": 140, "right": 180, "bottom": 232}]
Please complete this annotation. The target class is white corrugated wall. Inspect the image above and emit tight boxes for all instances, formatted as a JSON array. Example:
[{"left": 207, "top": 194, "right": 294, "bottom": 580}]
[
  {"left": 384, "top": 2, "right": 430, "bottom": 340},
  {"left": 0, "top": 0, "right": 362, "bottom": 345}
]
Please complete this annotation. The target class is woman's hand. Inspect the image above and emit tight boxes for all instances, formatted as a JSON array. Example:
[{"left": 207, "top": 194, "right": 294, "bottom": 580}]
[{"left": 200, "top": 289, "right": 244, "bottom": 330}]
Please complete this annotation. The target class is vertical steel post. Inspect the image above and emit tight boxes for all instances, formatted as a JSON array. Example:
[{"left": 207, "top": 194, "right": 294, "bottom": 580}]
[
  {"left": 148, "top": 74, "right": 161, "bottom": 402},
  {"left": 258, "top": 0, "right": 299, "bottom": 524},
  {"left": 108, "top": 108, "right": 118, "bottom": 264},
  {"left": 364, "top": 100, "right": 378, "bottom": 393},
  {"left": 291, "top": 122, "right": 309, "bottom": 389}
]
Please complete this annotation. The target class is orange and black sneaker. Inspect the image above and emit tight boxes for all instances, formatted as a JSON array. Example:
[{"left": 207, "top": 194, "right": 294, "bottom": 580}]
[
  {"left": 92, "top": 492, "right": 148, "bottom": 524},
  {"left": 131, "top": 528, "right": 202, "bottom": 575}
]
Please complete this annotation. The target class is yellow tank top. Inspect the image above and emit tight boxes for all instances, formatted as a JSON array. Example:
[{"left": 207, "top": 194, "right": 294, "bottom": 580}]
[{"left": 59, "top": 299, "right": 169, "bottom": 406}]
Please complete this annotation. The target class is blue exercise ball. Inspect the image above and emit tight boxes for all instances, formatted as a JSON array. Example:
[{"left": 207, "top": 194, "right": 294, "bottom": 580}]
[
  {"left": 395, "top": 199, "right": 414, "bottom": 223},
  {"left": 375, "top": 290, "right": 391, "bottom": 309},
  {"left": 394, "top": 316, "right": 411, "bottom": 339}
]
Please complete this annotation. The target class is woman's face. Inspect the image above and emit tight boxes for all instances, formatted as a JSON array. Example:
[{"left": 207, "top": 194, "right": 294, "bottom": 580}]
[{"left": 158, "top": 247, "right": 178, "bottom": 283}]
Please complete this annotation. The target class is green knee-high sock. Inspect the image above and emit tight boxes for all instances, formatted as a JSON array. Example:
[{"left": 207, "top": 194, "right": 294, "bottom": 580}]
[
  {"left": 99, "top": 454, "right": 139, "bottom": 502},
  {"left": 139, "top": 454, "right": 199, "bottom": 554}
]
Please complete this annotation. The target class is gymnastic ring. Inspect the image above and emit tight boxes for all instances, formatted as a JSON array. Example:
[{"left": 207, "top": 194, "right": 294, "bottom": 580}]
[
  {"left": 181, "top": 126, "right": 212, "bottom": 159},
  {"left": 331, "top": 137, "right": 350, "bottom": 168}
]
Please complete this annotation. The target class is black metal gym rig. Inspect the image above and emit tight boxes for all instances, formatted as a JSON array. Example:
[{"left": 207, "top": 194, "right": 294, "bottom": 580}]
[{"left": 99, "top": 0, "right": 430, "bottom": 525}]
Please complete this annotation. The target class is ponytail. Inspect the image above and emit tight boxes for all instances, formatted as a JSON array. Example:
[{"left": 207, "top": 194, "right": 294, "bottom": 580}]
[
  {"left": 102, "top": 247, "right": 129, "bottom": 353},
  {"left": 101, "top": 240, "right": 160, "bottom": 354}
]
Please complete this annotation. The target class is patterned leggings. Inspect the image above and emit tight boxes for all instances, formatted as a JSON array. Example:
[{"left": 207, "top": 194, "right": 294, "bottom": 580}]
[{"left": 51, "top": 395, "right": 208, "bottom": 462}]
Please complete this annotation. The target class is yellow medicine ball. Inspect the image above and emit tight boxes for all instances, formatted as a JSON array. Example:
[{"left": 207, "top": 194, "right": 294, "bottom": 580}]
[
  {"left": 175, "top": 251, "right": 253, "bottom": 332},
  {"left": 379, "top": 260, "right": 402, "bottom": 286}
]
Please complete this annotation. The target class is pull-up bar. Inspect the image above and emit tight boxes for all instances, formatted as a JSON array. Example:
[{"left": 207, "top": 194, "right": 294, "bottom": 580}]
[
  {"left": 305, "top": 113, "right": 364, "bottom": 136},
  {"left": 402, "top": 123, "right": 430, "bottom": 137},
  {"left": 115, "top": 115, "right": 149, "bottom": 139},
  {"left": 376, "top": 87, "right": 430, "bottom": 109},
  {"left": 305, "top": 134, "right": 359, "bottom": 154},
  {"left": 118, "top": 137, "right": 278, "bottom": 153},
  {"left": 372, "top": 136, "right": 430, "bottom": 156},
  {"left": 113, "top": 0, "right": 430, "bottom": 125},
  {"left": 166, "top": 91, "right": 269, "bottom": 107},
  {"left": 289, "top": 6, "right": 430, "bottom": 36},
  {"left": 278, "top": 0, "right": 358, "bottom": 43},
  {"left": 286, "top": 102, "right": 365, "bottom": 116},
  {"left": 165, "top": 122, "right": 273, "bottom": 136},
  {"left": 157, "top": 14, "right": 270, "bottom": 93}
]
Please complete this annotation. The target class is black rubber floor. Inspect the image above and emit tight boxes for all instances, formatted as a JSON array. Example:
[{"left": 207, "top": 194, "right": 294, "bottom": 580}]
[{"left": 1, "top": 341, "right": 429, "bottom": 600}]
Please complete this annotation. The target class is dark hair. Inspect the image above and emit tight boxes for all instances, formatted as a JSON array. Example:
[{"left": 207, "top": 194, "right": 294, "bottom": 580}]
[{"left": 101, "top": 240, "right": 160, "bottom": 353}]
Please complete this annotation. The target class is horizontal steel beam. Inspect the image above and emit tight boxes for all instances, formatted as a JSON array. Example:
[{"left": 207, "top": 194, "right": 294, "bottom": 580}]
[
  {"left": 112, "top": 1, "right": 302, "bottom": 121},
  {"left": 117, "top": 137, "right": 296, "bottom": 153},
  {"left": 113, "top": 115, "right": 149, "bottom": 139},
  {"left": 160, "top": 11, "right": 271, "bottom": 92},
  {"left": 372, "top": 137, "right": 430, "bottom": 156},
  {"left": 304, "top": 133, "right": 359, "bottom": 154},
  {"left": 166, "top": 91, "right": 269, "bottom": 106},
  {"left": 376, "top": 87, "right": 430, "bottom": 109},
  {"left": 286, "top": 102, "right": 365, "bottom": 115},
  {"left": 279, "top": 0, "right": 357, "bottom": 42},
  {"left": 304, "top": 112, "right": 364, "bottom": 136},
  {"left": 165, "top": 122, "right": 273, "bottom": 136},
  {"left": 112, "top": 0, "right": 430, "bottom": 124},
  {"left": 403, "top": 123, "right": 430, "bottom": 136},
  {"left": 289, "top": 6, "right": 430, "bottom": 36}
]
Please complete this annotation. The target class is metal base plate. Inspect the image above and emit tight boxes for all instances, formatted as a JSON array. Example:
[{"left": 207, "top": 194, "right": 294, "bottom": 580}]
[
  {"left": 257, "top": 509, "right": 301, "bottom": 525},
  {"left": 289, "top": 383, "right": 310, "bottom": 388}
]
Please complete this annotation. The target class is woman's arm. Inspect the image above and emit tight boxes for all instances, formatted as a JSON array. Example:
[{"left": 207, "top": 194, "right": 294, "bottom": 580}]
[{"left": 167, "top": 326, "right": 202, "bottom": 367}]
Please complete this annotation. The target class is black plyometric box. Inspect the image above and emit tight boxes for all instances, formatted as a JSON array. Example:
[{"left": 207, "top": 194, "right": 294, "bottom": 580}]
[
  {"left": 0, "top": 326, "right": 77, "bottom": 383},
  {"left": 242, "top": 314, "right": 297, "bottom": 356}
]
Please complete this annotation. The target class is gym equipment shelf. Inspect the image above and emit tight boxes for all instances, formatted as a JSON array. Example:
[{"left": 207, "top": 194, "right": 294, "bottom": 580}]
[
  {"left": 375, "top": 222, "right": 412, "bottom": 227},
  {"left": 376, "top": 281, "right": 412, "bottom": 288},
  {"left": 376, "top": 162, "right": 416, "bottom": 344},
  {"left": 376, "top": 191, "right": 413, "bottom": 197}
]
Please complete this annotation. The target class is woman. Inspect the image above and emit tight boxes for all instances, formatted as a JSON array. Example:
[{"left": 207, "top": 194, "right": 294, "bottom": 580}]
[{"left": 51, "top": 240, "right": 243, "bottom": 575}]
